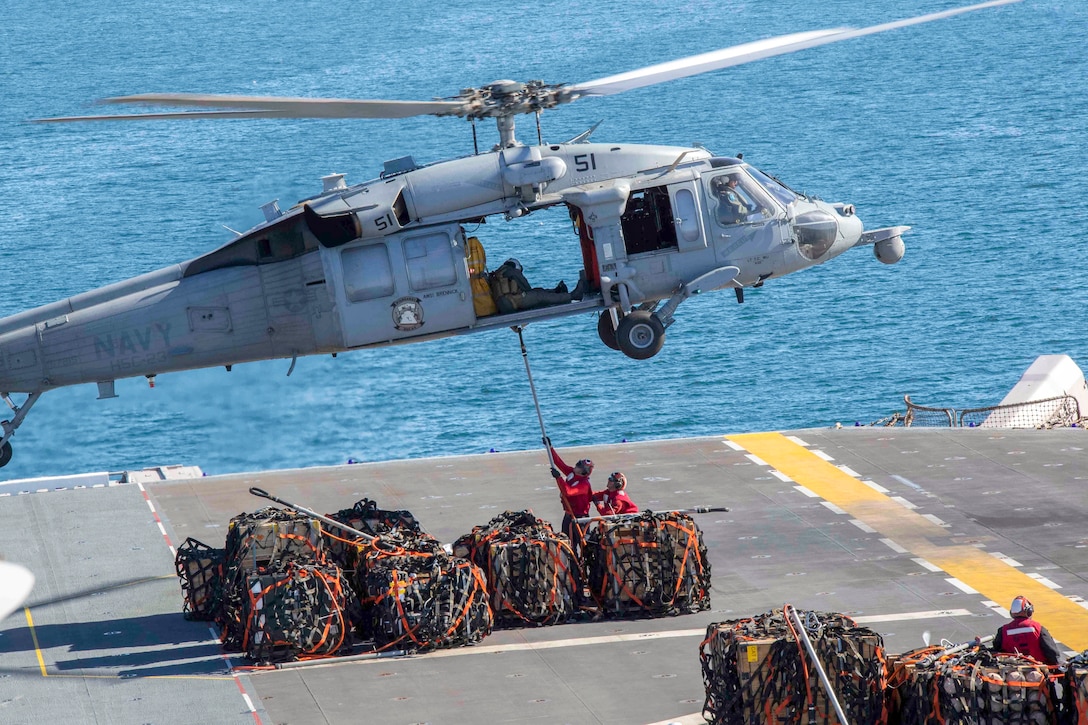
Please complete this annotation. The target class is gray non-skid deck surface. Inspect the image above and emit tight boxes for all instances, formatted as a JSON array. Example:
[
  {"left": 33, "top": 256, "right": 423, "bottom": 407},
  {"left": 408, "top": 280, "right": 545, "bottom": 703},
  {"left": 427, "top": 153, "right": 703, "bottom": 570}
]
[{"left": 1, "top": 428, "right": 1086, "bottom": 724}]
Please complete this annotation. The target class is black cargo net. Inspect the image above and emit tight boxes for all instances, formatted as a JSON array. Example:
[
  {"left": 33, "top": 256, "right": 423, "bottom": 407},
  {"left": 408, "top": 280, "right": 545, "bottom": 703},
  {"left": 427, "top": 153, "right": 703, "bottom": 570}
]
[
  {"left": 699, "top": 608, "right": 885, "bottom": 725},
  {"left": 324, "top": 498, "right": 422, "bottom": 581},
  {"left": 890, "top": 646, "right": 1061, "bottom": 725},
  {"left": 583, "top": 511, "right": 711, "bottom": 616},
  {"left": 174, "top": 537, "right": 224, "bottom": 621},
  {"left": 356, "top": 532, "right": 492, "bottom": 652},
  {"left": 233, "top": 560, "right": 352, "bottom": 664},
  {"left": 452, "top": 510, "right": 583, "bottom": 627}
]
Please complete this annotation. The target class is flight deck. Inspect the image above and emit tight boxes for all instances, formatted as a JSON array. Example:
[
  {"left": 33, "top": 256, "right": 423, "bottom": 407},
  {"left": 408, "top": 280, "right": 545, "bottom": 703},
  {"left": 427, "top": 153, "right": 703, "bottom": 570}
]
[{"left": 1, "top": 427, "right": 1086, "bottom": 724}]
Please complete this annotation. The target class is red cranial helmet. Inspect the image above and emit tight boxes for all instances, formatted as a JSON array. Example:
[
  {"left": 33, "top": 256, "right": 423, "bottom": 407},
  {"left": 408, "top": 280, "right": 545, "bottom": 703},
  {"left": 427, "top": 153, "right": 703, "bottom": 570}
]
[
  {"left": 575, "top": 459, "right": 594, "bottom": 476},
  {"left": 1009, "top": 596, "right": 1033, "bottom": 618},
  {"left": 608, "top": 472, "right": 626, "bottom": 489}
]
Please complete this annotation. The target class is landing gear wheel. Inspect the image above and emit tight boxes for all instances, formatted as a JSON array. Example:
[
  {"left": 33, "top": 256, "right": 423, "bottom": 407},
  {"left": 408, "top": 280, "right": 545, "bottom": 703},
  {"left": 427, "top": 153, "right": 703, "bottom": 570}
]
[
  {"left": 615, "top": 311, "right": 665, "bottom": 360},
  {"left": 0, "top": 441, "right": 12, "bottom": 468},
  {"left": 597, "top": 312, "right": 620, "bottom": 351}
]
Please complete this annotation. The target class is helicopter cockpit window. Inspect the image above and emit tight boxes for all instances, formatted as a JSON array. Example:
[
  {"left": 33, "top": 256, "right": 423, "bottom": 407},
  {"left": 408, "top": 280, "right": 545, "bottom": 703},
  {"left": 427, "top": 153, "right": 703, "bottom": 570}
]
[
  {"left": 747, "top": 166, "right": 799, "bottom": 207},
  {"left": 342, "top": 244, "right": 395, "bottom": 302},
  {"left": 708, "top": 173, "right": 774, "bottom": 226},
  {"left": 404, "top": 233, "right": 457, "bottom": 291}
]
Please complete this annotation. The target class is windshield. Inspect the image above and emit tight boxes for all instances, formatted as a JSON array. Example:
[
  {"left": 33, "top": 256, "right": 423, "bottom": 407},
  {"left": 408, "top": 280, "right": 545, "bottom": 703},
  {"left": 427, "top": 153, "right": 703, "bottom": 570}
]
[
  {"left": 747, "top": 166, "right": 799, "bottom": 207},
  {"left": 707, "top": 170, "right": 776, "bottom": 227}
]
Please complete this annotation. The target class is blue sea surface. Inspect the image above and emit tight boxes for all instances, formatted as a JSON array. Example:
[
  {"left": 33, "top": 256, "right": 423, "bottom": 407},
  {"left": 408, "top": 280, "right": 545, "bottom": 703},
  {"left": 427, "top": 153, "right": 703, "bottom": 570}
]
[{"left": 1, "top": 0, "right": 1085, "bottom": 481}]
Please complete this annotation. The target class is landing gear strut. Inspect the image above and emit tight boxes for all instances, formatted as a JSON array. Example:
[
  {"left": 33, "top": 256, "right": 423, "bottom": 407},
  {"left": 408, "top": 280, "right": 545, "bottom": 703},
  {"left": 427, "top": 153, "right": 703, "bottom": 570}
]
[{"left": 1, "top": 391, "right": 43, "bottom": 469}]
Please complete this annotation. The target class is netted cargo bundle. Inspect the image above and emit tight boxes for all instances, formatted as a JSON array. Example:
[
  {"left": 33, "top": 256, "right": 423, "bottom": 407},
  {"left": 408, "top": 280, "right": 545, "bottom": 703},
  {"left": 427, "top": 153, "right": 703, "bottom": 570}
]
[
  {"left": 224, "top": 507, "right": 324, "bottom": 574},
  {"left": 174, "top": 537, "right": 225, "bottom": 621},
  {"left": 699, "top": 608, "right": 885, "bottom": 725},
  {"left": 356, "top": 538, "right": 492, "bottom": 652},
  {"left": 452, "top": 510, "right": 582, "bottom": 627},
  {"left": 1062, "top": 650, "right": 1088, "bottom": 725},
  {"left": 219, "top": 559, "right": 352, "bottom": 664},
  {"left": 582, "top": 511, "right": 711, "bottom": 616},
  {"left": 324, "top": 498, "right": 422, "bottom": 573},
  {"left": 894, "top": 646, "right": 1058, "bottom": 725}
]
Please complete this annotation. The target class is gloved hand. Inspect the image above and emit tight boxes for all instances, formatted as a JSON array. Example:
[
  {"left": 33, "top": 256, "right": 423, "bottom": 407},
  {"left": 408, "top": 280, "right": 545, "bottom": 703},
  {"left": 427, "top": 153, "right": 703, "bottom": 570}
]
[
  {"left": 542, "top": 436, "right": 552, "bottom": 448},
  {"left": 550, "top": 467, "right": 560, "bottom": 479}
]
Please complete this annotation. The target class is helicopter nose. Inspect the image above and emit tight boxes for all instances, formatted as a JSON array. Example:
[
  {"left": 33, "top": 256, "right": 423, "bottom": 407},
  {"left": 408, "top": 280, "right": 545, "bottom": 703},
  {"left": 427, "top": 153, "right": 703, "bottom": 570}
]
[{"left": 837, "top": 208, "right": 863, "bottom": 247}]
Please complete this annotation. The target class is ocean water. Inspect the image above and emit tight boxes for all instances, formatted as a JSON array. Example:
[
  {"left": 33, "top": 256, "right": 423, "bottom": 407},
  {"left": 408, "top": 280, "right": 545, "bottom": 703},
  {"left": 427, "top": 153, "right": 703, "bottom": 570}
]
[{"left": 1, "top": 0, "right": 1085, "bottom": 481}]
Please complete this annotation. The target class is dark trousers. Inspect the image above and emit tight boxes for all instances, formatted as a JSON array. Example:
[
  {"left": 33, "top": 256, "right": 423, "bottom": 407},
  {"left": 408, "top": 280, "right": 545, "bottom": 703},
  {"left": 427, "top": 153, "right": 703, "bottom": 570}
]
[{"left": 561, "top": 513, "right": 585, "bottom": 558}]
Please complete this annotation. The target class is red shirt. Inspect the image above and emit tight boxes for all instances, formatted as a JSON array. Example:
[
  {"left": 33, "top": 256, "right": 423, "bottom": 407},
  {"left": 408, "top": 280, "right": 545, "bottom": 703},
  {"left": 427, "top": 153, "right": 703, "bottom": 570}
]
[
  {"left": 550, "top": 447, "right": 592, "bottom": 517},
  {"left": 995, "top": 617, "right": 1059, "bottom": 665},
  {"left": 591, "top": 489, "right": 639, "bottom": 515}
]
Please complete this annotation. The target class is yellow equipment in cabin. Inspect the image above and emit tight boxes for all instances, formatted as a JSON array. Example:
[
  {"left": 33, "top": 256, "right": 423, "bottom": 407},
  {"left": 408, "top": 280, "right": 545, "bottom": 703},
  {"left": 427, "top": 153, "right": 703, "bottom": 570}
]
[{"left": 465, "top": 236, "right": 497, "bottom": 317}]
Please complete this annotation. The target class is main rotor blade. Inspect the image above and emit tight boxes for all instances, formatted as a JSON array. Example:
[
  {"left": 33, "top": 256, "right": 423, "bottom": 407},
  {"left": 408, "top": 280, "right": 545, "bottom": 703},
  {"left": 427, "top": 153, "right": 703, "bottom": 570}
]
[
  {"left": 566, "top": 0, "right": 1020, "bottom": 98},
  {"left": 36, "top": 94, "right": 464, "bottom": 122}
]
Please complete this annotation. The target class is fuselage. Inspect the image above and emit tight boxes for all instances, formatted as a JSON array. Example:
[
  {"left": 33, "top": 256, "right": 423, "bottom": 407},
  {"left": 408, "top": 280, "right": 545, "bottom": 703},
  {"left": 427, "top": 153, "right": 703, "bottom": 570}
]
[{"left": 0, "top": 142, "right": 870, "bottom": 395}]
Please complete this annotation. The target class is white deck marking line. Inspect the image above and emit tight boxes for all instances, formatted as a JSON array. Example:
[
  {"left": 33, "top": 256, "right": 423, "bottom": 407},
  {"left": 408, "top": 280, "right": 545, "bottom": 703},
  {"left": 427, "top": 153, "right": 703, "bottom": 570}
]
[
  {"left": 891, "top": 474, "right": 924, "bottom": 491},
  {"left": 1027, "top": 573, "right": 1062, "bottom": 590},
  {"left": 353, "top": 611, "right": 977, "bottom": 663},
  {"left": 745, "top": 453, "right": 769, "bottom": 466},
  {"left": 724, "top": 439, "right": 745, "bottom": 451},
  {"left": 850, "top": 519, "right": 877, "bottom": 533},
  {"left": 880, "top": 538, "right": 908, "bottom": 554},
  {"left": 793, "top": 485, "right": 819, "bottom": 498},
  {"left": 771, "top": 470, "right": 793, "bottom": 482},
  {"left": 982, "top": 600, "right": 1011, "bottom": 618},
  {"left": 1067, "top": 595, "right": 1088, "bottom": 611},
  {"left": 858, "top": 479, "right": 886, "bottom": 494},
  {"left": 989, "top": 552, "right": 1023, "bottom": 567},
  {"left": 811, "top": 450, "right": 834, "bottom": 462},
  {"left": 921, "top": 514, "right": 948, "bottom": 527},
  {"left": 646, "top": 714, "right": 704, "bottom": 725},
  {"left": 912, "top": 558, "right": 943, "bottom": 572},
  {"left": 891, "top": 496, "right": 918, "bottom": 510},
  {"left": 946, "top": 577, "right": 979, "bottom": 594},
  {"left": 852, "top": 609, "right": 972, "bottom": 623},
  {"left": 820, "top": 501, "right": 847, "bottom": 515},
  {"left": 785, "top": 436, "right": 809, "bottom": 446},
  {"left": 836, "top": 465, "right": 861, "bottom": 478}
]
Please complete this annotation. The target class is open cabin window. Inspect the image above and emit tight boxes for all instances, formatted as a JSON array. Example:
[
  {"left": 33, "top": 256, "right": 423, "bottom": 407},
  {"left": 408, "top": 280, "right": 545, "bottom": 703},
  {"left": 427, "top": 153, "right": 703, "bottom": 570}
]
[{"left": 620, "top": 186, "right": 678, "bottom": 256}]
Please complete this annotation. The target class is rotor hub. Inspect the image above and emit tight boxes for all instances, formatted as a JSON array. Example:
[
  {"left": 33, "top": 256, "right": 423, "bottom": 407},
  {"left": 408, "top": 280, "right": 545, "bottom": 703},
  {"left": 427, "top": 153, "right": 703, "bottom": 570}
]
[{"left": 449, "top": 79, "right": 569, "bottom": 121}]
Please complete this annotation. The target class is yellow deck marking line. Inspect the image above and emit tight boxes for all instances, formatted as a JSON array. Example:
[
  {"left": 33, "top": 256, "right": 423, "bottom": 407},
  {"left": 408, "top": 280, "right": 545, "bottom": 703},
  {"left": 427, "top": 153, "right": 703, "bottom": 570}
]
[
  {"left": 24, "top": 607, "right": 48, "bottom": 677},
  {"left": 22, "top": 605, "right": 231, "bottom": 681},
  {"left": 728, "top": 432, "right": 1088, "bottom": 651}
]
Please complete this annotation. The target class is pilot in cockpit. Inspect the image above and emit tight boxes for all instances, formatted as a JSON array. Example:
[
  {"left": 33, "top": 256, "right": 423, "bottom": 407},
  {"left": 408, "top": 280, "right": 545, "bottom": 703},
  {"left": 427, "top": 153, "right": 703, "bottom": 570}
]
[{"left": 712, "top": 174, "right": 752, "bottom": 225}]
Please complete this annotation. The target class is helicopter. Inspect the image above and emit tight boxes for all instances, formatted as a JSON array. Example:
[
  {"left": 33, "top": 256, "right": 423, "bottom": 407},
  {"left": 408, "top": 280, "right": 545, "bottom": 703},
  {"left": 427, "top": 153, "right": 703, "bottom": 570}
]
[{"left": 0, "top": 0, "right": 1016, "bottom": 469}]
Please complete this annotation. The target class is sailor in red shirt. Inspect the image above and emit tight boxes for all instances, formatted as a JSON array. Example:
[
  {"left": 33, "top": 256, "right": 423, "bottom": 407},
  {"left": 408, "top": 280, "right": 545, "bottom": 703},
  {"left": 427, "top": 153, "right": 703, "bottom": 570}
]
[
  {"left": 591, "top": 472, "right": 640, "bottom": 515},
  {"left": 548, "top": 440, "right": 593, "bottom": 551},
  {"left": 992, "top": 596, "right": 1061, "bottom": 665}
]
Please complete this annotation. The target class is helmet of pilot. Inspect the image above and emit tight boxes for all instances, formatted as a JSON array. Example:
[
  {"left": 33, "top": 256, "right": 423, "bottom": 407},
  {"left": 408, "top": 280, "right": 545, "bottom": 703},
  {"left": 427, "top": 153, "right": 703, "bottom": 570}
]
[{"left": 1009, "top": 596, "right": 1034, "bottom": 619}]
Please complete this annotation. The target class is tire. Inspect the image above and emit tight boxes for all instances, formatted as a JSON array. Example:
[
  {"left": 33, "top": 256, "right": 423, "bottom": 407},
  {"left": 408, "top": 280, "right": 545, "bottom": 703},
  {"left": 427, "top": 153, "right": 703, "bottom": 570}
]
[
  {"left": 0, "top": 441, "right": 12, "bottom": 468},
  {"left": 615, "top": 311, "right": 665, "bottom": 360},
  {"left": 597, "top": 312, "right": 620, "bottom": 351}
]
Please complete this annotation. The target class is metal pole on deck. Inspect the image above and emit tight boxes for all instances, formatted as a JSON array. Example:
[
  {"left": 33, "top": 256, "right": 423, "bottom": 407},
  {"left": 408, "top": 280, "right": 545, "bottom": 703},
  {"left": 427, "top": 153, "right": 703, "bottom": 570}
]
[
  {"left": 249, "top": 487, "right": 380, "bottom": 544},
  {"left": 574, "top": 506, "right": 730, "bottom": 524},
  {"left": 786, "top": 605, "right": 851, "bottom": 725}
]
